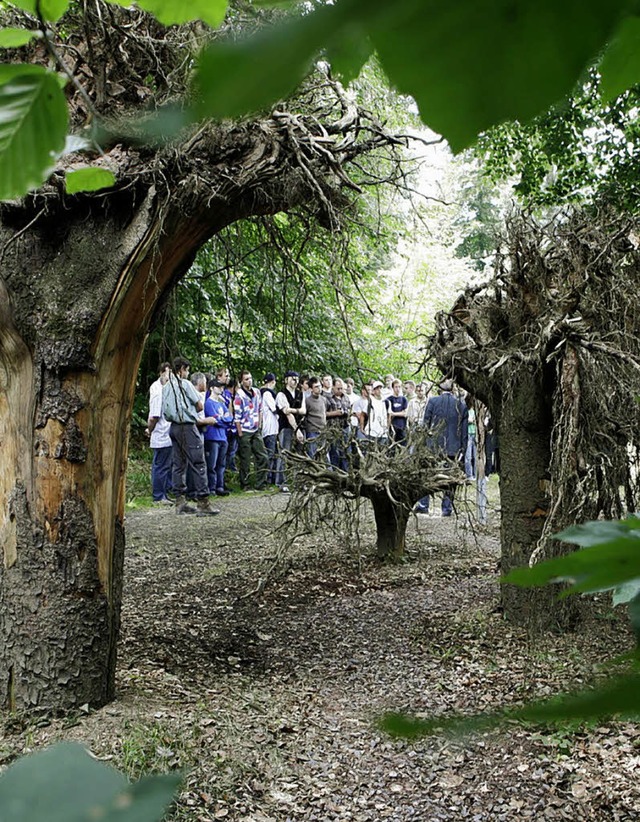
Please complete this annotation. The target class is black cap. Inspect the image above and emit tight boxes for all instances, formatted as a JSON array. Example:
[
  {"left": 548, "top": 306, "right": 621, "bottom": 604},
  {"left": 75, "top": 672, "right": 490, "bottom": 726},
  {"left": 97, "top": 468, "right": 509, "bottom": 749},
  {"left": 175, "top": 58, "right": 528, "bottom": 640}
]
[
  {"left": 263, "top": 372, "right": 276, "bottom": 383},
  {"left": 284, "top": 370, "right": 299, "bottom": 378}
]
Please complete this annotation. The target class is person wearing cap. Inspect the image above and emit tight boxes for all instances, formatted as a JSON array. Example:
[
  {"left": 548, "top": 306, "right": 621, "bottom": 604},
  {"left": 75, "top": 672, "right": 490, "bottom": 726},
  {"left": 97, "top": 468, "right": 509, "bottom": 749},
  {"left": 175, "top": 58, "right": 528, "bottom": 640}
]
[
  {"left": 276, "top": 371, "right": 307, "bottom": 492},
  {"left": 416, "top": 378, "right": 468, "bottom": 517},
  {"left": 360, "top": 380, "right": 389, "bottom": 445},
  {"left": 234, "top": 370, "right": 269, "bottom": 491},
  {"left": 260, "top": 372, "right": 279, "bottom": 485},
  {"left": 382, "top": 374, "right": 395, "bottom": 401},
  {"left": 203, "top": 377, "right": 233, "bottom": 497}
]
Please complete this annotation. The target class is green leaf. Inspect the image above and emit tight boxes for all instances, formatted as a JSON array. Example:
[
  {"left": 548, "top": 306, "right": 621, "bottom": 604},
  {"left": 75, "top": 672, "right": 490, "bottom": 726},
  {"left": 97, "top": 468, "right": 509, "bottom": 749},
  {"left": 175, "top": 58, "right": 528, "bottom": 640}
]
[
  {"left": 191, "top": 0, "right": 631, "bottom": 150},
  {"left": 193, "top": 7, "right": 336, "bottom": 120},
  {"left": 613, "top": 578, "right": 640, "bottom": 606},
  {"left": 0, "top": 63, "right": 51, "bottom": 84},
  {"left": 599, "top": 16, "right": 640, "bottom": 102},
  {"left": 0, "top": 742, "right": 181, "bottom": 821},
  {"left": 0, "top": 27, "right": 41, "bottom": 47},
  {"left": 380, "top": 674, "right": 640, "bottom": 739},
  {"left": 629, "top": 593, "right": 640, "bottom": 643},
  {"left": 0, "top": 68, "right": 68, "bottom": 200},
  {"left": 9, "top": 0, "right": 69, "bottom": 22},
  {"left": 103, "top": 774, "right": 182, "bottom": 822},
  {"left": 0, "top": 742, "right": 126, "bottom": 821},
  {"left": 502, "top": 518, "right": 640, "bottom": 595},
  {"left": 106, "top": 0, "right": 227, "bottom": 28},
  {"left": 65, "top": 167, "right": 116, "bottom": 194},
  {"left": 364, "top": 0, "right": 629, "bottom": 152},
  {"left": 324, "top": 23, "right": 373, "bottom": 86}
]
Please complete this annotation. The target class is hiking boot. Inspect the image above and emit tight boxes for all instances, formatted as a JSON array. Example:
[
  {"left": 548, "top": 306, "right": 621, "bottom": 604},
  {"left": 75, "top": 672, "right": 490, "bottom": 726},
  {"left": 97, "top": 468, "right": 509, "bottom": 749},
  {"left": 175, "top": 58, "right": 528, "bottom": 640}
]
[
  {"left": 175, "top": 495, "right": 197, "bottom": 514},
  {"left": 196, "top": 498, "right": 220, "bottom": 517}
]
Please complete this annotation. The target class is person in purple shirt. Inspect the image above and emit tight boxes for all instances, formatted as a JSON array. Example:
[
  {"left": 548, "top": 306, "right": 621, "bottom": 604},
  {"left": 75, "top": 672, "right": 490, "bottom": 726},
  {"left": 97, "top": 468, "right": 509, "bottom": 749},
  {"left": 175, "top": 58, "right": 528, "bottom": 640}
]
[{"left": 203, "top": 377, "right": 233, "bottom": 497}]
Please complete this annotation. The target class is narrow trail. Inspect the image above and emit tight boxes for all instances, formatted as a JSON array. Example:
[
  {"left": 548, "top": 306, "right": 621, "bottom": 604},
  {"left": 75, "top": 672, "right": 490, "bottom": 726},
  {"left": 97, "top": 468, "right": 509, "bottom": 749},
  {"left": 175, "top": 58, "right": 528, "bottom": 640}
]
[{"left": 2, "top": 491, "right": 638, "bottom": 820}]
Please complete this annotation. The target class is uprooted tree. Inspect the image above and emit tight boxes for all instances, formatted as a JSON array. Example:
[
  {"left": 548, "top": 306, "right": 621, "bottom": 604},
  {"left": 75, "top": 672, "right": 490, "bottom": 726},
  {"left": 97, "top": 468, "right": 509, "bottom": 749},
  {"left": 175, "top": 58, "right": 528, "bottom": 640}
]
[
  {"left": 432, "top": 207, "right": 640, "bottom": 630},
  {"left": 274, "top": 428, "right": 467, "bottom": 564},
  {"left": 0, "top": 4, "right": 407, "bottom": 710}
]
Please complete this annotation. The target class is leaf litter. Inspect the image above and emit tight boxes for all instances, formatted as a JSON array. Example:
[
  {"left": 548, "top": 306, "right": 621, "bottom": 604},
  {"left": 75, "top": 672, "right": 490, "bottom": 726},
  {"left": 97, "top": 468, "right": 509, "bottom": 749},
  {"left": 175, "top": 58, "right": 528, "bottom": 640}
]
[{"left": 1, "top": 490, "right": 639, "bottom": 820}]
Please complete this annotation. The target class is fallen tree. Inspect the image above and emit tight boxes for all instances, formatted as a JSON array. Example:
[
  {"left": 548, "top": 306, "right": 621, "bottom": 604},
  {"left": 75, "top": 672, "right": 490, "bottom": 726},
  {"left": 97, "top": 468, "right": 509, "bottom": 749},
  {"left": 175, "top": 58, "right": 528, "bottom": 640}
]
[
  {"left": 274, "top": 427, "right": 467, "bottom": 564},
  {"left": 432, "top": 207, "right": 640, "bottom": 630}
]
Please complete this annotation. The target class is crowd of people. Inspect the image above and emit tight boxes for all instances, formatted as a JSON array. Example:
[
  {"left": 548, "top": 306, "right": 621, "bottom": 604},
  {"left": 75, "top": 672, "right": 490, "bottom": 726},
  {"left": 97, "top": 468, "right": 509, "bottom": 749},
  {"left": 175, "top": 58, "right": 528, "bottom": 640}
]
[{"left": 145, "top": 357, "right": 489, "bottom": 517}]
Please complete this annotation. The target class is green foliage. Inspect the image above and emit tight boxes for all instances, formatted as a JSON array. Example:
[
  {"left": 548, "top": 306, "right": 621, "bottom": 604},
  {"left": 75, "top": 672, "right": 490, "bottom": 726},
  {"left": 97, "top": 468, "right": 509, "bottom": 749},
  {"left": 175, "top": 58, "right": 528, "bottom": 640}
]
[
  {"left": 106, "top": 0, "right": 227, "bottom": 27},
  {"left": 3, "top": 1, "right": 640, "bottom": 199},
  {"left": 140, "top": 185, "right": 414, "bottom": 385},
  {"left": 380, "top": 674, "right": 640, "bottom": 738},
  {"left": 477, "top": 69, "right": 640, "bottom": 210},
  {"left": 0, "top": 26, "right": 40, "bottom": 46},
  {"left": 126, "top": 442, "right": 153, "bottom": 507},
  {"left": 0, "top": 741, "right": 181, "bottom": 821},
  {"left": 65, "top": 167, "right": 116, "bottom": 193},
  {"left": 0, "top": 67, "right": 67, "bottom": 200}
]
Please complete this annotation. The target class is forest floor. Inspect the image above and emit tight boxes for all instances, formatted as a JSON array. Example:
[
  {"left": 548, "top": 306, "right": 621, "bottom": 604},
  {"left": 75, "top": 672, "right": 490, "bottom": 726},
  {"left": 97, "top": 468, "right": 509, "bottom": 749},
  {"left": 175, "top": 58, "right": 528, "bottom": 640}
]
[{"left": 2, "top": 480, "right": 640, "bottom": 821}]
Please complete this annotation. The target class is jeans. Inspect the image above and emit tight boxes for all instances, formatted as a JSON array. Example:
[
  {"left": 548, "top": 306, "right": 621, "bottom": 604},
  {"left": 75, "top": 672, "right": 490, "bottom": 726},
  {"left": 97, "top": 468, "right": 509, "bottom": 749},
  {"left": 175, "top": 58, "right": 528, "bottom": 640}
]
[
  {"left": 306, "top": 430, "right": 321, "bottom": 459},
  {"left": 204, "top": 438, "right": 228, "bottom": 494},
  {"left": 465, "top": 434, "right": 477, "bottom": 479},
  {"left": 151, "top": 446, "right": 173, "bottom": 500},
  {"left": 263, "top": 434, "right": 278, "bottom": 484},
  {"left": 328, "top": 427, "right": 349, "bottom": 471},
  {"left": 226, "top": 429, "right": 238, "bottom": 471},
  {"left": 277, "top": 427, "right": 299, "bottom": 487}
]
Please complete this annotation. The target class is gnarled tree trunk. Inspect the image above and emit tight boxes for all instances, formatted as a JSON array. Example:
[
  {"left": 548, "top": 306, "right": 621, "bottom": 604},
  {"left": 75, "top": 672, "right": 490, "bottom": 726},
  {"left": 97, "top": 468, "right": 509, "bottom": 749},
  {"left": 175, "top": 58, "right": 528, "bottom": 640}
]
[
  {"left": 0, "top": 114, "right": 369, "bottom": 709},
  {"left": 370, "top": 492, "right": 409, "bottom": 560},
  {"left": 433, "top": 210, "right": 640, "bottom": 633}
]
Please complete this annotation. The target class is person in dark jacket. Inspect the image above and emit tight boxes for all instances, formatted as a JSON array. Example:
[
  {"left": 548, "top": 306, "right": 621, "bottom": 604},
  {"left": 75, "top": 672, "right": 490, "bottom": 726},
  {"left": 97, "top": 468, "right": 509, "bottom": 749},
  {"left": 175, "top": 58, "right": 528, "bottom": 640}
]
[{"left": 416, "top": 379, "right": 468, "bottom": 516}]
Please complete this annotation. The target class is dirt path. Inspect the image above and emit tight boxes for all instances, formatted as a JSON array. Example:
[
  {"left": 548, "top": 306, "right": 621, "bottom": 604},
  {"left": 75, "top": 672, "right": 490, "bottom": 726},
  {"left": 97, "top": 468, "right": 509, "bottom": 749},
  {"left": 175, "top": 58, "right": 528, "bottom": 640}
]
[{"left": 2, "top": 491, "right": 639, "bottom": 820}]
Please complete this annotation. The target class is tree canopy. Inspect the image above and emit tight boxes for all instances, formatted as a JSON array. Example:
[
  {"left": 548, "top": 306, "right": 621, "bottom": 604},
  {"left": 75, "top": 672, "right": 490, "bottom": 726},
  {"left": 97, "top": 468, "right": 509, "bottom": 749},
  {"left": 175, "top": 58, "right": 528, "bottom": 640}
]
[{"left": 3, "top": 0, "right": 640, "bottom": 199}]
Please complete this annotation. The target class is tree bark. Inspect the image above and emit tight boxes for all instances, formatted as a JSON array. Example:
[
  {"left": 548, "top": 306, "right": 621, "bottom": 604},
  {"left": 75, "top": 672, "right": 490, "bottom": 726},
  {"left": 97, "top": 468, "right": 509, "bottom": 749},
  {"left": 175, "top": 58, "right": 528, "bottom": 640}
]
[
  {"left": 0, "top": 115, "right": 365, "bottom": 709},
  {"left": 370, "top": 493, "right": 409, "bottom": 560}
]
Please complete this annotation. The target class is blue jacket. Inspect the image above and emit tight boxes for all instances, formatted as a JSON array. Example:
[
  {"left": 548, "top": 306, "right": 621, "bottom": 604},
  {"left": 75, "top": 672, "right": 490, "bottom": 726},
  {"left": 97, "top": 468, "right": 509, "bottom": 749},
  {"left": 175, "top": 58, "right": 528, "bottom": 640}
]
[{"left": 424, "top": 392, "right": 468, "bottom": 458}]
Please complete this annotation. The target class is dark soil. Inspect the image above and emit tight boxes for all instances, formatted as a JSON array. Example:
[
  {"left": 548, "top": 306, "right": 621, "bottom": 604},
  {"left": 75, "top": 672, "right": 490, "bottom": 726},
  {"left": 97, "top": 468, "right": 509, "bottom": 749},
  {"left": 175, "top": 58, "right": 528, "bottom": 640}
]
[{"left": 2, "top": 487, "right": 639, "bottom": 821}]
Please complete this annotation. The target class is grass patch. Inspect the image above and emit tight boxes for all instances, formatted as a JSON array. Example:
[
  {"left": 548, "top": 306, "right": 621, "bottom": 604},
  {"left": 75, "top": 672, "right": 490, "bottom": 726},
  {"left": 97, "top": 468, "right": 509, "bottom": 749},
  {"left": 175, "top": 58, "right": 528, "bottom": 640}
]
[{"left": 127, "top": 444, "right": 153, "bottom": 507}]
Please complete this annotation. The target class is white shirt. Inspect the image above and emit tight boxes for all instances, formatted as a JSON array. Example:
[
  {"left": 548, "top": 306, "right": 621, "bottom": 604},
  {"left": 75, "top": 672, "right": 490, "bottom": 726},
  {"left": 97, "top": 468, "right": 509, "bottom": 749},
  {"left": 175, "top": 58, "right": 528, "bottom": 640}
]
[
  {"left": 261, "top": 390, "right": 279, "bottom": 437},
  {"left": 149, "top": 384, "right": 171, "bottom": 448},
  {"left": 364, "top": 396, "right": 389, "bottom": 438}
]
